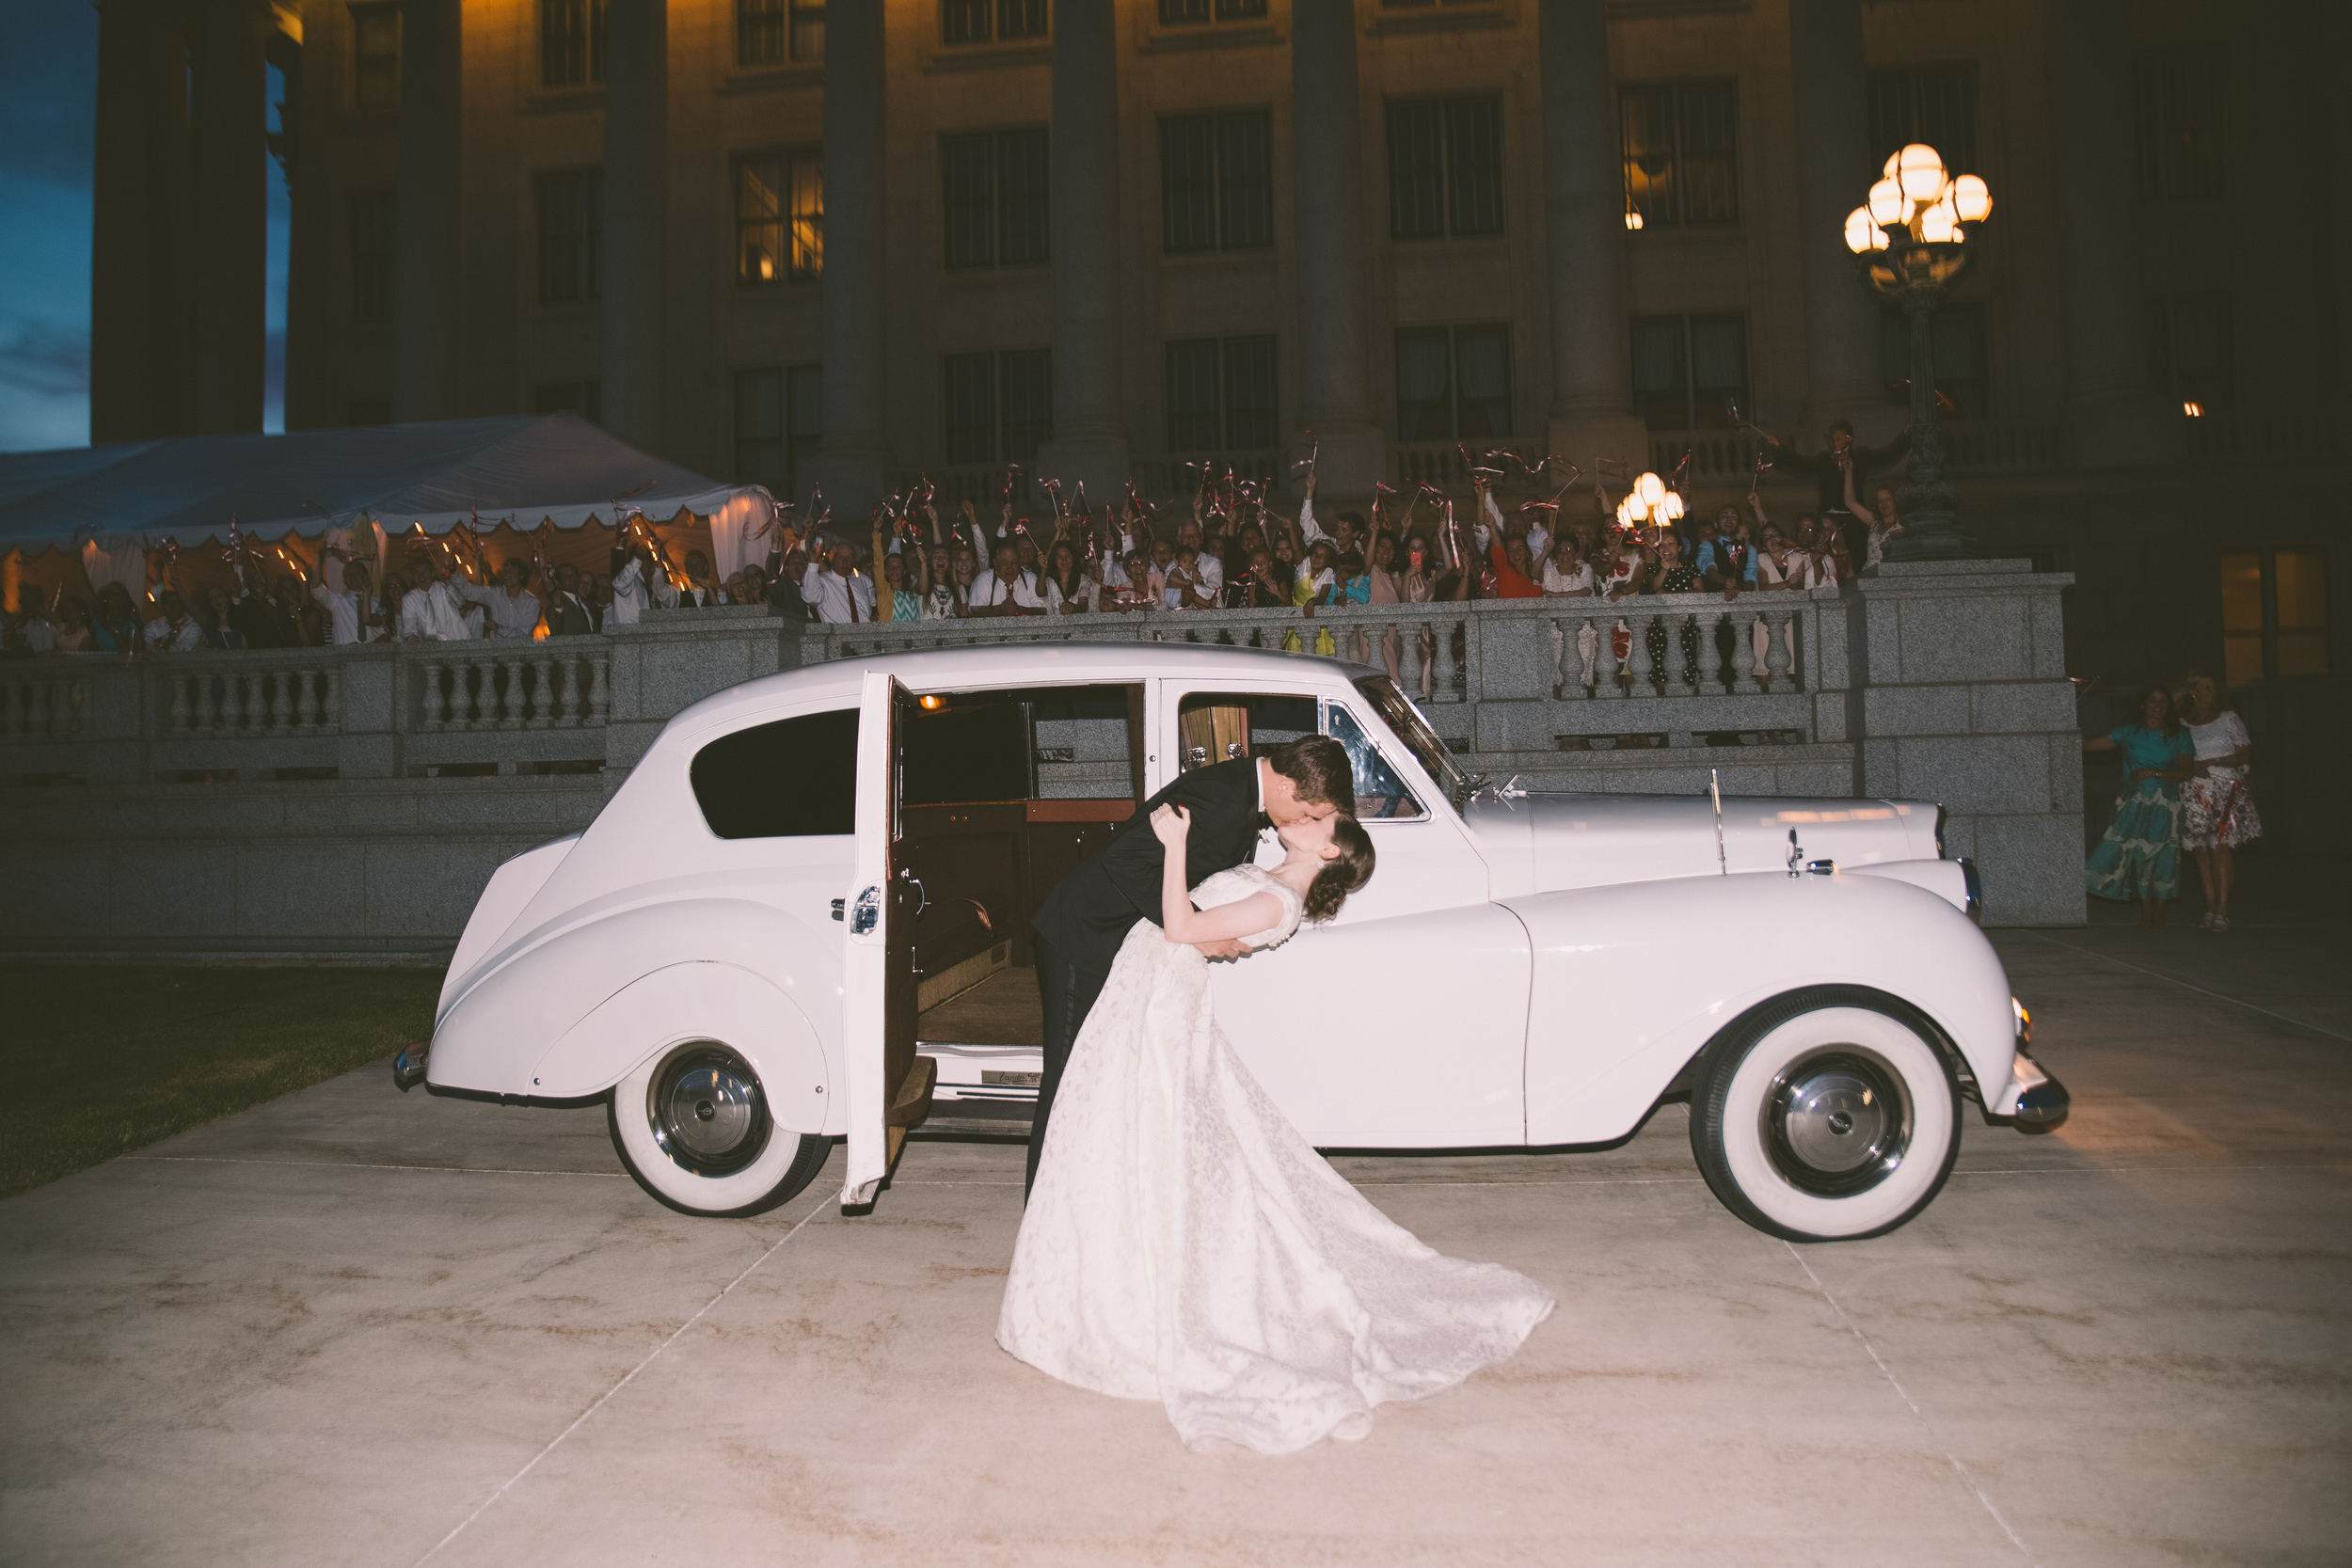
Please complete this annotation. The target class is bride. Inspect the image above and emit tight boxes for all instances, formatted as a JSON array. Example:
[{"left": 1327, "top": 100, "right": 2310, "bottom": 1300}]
[{"left": 998, "top": 802, "right": 1554, "bottom": 1453}]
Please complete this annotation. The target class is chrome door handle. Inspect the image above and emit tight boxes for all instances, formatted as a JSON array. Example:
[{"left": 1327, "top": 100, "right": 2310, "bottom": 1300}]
[{"left": 897, "top": 866, "right": 929, "bottom": 918}]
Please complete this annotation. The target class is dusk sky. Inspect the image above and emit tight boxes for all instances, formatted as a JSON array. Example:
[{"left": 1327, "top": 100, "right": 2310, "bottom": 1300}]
[{"left": 0, "top": 0, "right": 291, "bottom": 452}]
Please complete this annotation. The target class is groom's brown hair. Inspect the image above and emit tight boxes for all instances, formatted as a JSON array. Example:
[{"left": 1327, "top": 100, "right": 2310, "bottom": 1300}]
[{"left": 1263, "top": 735, "right": 1353, "bottom": 810}]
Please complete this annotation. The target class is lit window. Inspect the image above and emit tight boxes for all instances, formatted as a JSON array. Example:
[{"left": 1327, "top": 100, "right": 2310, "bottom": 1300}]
[
  {"left": 1620, "top": 80, "right": 1740, "bottom": 229},
  {"left": 2218, "top": 548, "right": 2328, "bottom": 684},
  {"left": 736, "top": 149, "right": 822, "bottom": 283}
]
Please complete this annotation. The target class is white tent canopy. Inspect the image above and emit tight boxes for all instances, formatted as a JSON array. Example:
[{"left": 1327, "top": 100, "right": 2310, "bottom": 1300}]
[{"left": 0, "top": 414, "right": 775, "bottom": 552}]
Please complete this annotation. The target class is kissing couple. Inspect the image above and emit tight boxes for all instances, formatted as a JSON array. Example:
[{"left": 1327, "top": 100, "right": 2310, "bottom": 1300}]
[{"left": 1000, "top": 736, "right": 1553, "bottom": 1453}]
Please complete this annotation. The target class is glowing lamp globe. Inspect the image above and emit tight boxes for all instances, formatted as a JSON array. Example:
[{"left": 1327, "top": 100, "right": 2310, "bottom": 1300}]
[
  {"left": 1637, "top": 472, "right": 1666, "bottom": 509},
  {"left": 1625, "top": 211, "right": 1645, "bottom": 230},
  {"left": 1661, "top": 492, "right": 1686, "bottom": 521},
  {"left": 1898, "top": 143, "right": 1947, "bottom": 202},
  {"left": 1844, "top": 206, "right": 1877, "bottom": 255},
  {"left": 1867, "top": 177, "right": 1907, "bottom": 227},
  {"left": 1919, "top": 203, "right": 1958, "bottom": 244},
  {"left": 1883, "top": 150, "right": 1901, "bottom": 180},
  {"left": 1950, "top": 173, "right": 1993, "bottom": 223}
]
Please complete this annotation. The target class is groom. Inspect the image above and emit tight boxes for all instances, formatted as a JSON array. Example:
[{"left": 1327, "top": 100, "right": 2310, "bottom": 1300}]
[{"left": 1026, "top": 735, "right": 1354, "bottom": 1196}]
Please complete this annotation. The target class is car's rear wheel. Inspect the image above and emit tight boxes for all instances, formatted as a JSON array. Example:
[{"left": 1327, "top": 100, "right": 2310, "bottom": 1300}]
[
  {"left": 1689, "top": 990, "right": 1961, "bottom": 1242},
  {"left": 608, "top": 1039, "right": 833, "bottom": 1217}
]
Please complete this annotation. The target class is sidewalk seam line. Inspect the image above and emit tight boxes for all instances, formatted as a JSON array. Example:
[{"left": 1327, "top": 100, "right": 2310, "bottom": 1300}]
[
  {"left": 411, "top": 1185, "right": 835, "bottom": 1566},
  {"left": 1783, "top": 1240, "right": 2040, "bottom": 1566},
  {"left": 2021, "top": 931, "right": 2351, "bottom": 1043},
  {"left": 121, "top": 1156, "right": 628, "bottom": 1178}
]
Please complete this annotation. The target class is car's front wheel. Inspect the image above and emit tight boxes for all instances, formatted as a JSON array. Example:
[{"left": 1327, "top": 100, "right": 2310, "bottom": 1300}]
[
  {"left": 608, "top": 1039, "right": 833, "bottom": 1217},
  {"left": 1689, "top": 990, "right": 1961, "bottom": 1242}
]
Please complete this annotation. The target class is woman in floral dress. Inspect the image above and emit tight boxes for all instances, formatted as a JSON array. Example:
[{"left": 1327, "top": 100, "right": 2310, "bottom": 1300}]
[
  {"left": 2177, "top": 672, "right": 2261, "bottom": 933},
  {"left": 1643, "top": 531, "right": 1704, "bottom": 688}
]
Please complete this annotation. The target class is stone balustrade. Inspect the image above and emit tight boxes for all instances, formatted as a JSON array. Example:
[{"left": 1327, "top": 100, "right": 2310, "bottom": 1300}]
[{"left": 0, "top": 561, "right": 2082, "bottom": 958}]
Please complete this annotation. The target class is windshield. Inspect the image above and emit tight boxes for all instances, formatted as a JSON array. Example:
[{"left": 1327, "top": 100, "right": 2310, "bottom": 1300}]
[{"left": 1352, "top": 675, "right": 1473, "bottom": 808}]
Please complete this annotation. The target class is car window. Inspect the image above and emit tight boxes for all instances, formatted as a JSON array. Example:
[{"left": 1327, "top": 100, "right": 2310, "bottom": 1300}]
[
  {"left": 1326, "top": 703, "right": 1426, "bottom": 821},
  {"left": 690, "top": 708, "right": 857, "bottom": 838},
  {"left": 1176, "top": 692, "right": 1317, "bottom": 770}
]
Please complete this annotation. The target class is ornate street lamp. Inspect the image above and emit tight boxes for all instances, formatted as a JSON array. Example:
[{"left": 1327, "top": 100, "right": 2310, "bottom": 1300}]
[{"left": 1845, "top": 145, "right": 1994, "bottom": 562}]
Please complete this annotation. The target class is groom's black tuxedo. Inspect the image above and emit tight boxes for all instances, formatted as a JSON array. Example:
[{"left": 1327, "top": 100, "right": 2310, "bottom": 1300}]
[{"left": 1026, "top": 757, "right": 1269, "bottom": 1196}]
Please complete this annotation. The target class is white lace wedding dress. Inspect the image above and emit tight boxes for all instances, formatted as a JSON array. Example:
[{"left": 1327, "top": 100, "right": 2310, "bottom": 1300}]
[{"left": 997, "top": 865, "right": 1555, "bottom": 1454}]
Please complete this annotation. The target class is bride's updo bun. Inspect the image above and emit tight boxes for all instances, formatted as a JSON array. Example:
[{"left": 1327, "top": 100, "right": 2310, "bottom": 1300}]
[{"left": 1303, "top": 816, "right": 1375, "bottom": 924}]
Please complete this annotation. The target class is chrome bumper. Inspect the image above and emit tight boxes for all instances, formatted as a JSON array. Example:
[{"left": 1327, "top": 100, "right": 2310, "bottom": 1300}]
[
  {"left": 392, "top": 1040, "right": 431, "bottom": 1092},
  {"left": 1989, "top": 1048, "right": 2069, "bottom": 1127}
]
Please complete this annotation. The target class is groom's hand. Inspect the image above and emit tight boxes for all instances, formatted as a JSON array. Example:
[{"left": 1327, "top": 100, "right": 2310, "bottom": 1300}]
[{"left": 1196, "top": 939, "right": 1248, "bottom": 960}]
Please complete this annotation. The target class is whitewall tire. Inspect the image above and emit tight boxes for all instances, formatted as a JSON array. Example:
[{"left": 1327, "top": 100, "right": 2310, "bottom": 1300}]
[
  {"left": 1690, "top": 990, "right": 1962, "bottom": 1242},
  {"left": 608, "top": 1039, "right": 833, "bottom": 1217}
]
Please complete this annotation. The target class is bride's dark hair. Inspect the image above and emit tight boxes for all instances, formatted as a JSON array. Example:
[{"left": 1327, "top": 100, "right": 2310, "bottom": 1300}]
[{"left": 1303, "top": 816, "right": 1375, "bottom": 923}]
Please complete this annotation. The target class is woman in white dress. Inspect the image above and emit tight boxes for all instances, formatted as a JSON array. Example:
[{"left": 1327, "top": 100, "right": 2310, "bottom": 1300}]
[{"left": 998, "top": 806, "right": 1555, "bottom": 1454}]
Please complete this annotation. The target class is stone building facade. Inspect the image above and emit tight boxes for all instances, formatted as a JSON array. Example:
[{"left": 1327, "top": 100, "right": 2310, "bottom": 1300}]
[{"left": 87, "top": 0, "right": 2348, "bottom": 841}]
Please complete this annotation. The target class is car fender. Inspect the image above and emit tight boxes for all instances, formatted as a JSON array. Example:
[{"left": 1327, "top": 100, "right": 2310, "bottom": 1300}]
[
  {"left": 428, "top": 895, "right": 840, "bottom": 1101},
  {"left": 535, "top": 960, "right": 832, "bottom": 1132},
  {"left": 1510, "top": 871, "right": 2014, "bottom": 1147}
]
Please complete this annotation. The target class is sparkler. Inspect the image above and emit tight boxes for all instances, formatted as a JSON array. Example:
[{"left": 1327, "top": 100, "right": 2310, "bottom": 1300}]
[{"left": 1292, "top": 429, "right": 1319, "bottom": 481}]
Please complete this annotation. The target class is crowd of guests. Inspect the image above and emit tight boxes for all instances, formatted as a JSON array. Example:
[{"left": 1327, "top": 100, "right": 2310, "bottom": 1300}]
[
  {"left": 2082, "top": 672, "right": 2262, "bottom": 932},
  {"left": 1, "top": 423, "right": 1902, "bottom": 677}
]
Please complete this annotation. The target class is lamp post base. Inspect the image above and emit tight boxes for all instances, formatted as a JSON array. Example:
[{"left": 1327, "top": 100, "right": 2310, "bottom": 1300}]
[{"left": 1880, "top": 518, "right": 1978, "bottom": 563}]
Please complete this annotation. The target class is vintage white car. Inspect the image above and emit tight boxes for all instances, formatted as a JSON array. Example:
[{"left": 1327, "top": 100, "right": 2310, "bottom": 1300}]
[{"left": 405, "top": 642, "right": 2066, "bottom": 1242}]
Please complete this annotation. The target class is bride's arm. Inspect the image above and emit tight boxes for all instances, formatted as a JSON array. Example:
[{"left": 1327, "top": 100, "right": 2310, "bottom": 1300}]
[{"left": 1152, "top": 805, "right": 1283, "bottom": 945}]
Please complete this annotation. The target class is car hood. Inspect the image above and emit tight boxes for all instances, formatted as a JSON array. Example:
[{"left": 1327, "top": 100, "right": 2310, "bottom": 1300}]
[{"left": 1464, "top": 791, "right": 1940, "bottom": 893}]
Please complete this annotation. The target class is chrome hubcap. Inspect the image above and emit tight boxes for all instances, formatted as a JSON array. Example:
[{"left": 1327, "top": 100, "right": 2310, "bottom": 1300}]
[
  {"left": 1763, "top": 1049, "right": 1912, "bottom": 1196},
  {"left": 647, "top": 1043, "right": 771, "bottom": 1177}
]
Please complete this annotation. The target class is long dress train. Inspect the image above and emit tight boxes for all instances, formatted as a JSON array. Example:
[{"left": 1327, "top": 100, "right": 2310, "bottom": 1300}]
[{"left": 997, "top": 865, "right": 1554, "bottom": 1454}]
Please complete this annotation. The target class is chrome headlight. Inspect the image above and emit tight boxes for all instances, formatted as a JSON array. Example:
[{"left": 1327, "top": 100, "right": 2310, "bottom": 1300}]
[
  {"left": 1960, "top": 857, "right": 1982, "bottom": 922},
  {"left": 1934, "top": 804, "right": 1948, "bottom": 859},
  {"left": 2011, "top": 996, "right": 2032, "bottom": 1050}
]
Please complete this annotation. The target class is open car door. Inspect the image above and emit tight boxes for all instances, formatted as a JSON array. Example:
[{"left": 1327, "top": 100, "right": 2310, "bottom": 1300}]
[{"left": 841, "top": 672, "right": 934, "bottom": 1208}]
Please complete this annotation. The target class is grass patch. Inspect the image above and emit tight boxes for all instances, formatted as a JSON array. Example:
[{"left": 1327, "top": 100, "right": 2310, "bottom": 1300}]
[{"left": 0, "top": 963, "right": 443, "bottom": 1200}]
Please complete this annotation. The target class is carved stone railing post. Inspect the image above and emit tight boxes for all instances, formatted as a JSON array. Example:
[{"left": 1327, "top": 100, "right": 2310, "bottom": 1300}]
[
  {"left": 1662, "top": 612, "right": 1695, "bottom": 698},
  {"left": 1732, "top": 610, "right": 1762, "bottom": 694},
  {"left": 1762, "top": 608, "right": 1793, "bottom": 689},
  {"left": 588, "top": 654, "right": 612, "bottom": 723},
  {"left": 1625, "top": 610, "right": 1655, "bottom": 694},
  {"left": 1429, "top": 613, "right": 1460, "bottom": 702}
]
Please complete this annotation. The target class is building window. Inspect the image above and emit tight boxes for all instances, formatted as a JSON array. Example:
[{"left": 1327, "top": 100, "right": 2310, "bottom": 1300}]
[
  {"left": 1630, "top": 313, "right": 1748, "bottom": 431},
  {"left": 1159, "top": 109, "right": 1273, "bottom": 254},
  {"left": 347, "top": 188, "right": 395, "bottom": 320},
  {"left": 534, "top": 169, "right": 603, "bottom": 304},
  {"left": 735, "top": 365, "right": 823, "bottom": 500},
  {"left": 943, "top": 350, "right": 1052, "bottom": 465},
  {"left": 1621, "top": 80, "right": 1740, "bottom": 229},
  {"left": 351, "top": 4, "right": 400, "bottom": 111},
  {"left": 533, "top": 379, "right": 604, "bottom": 423},
  {"left": 1386, "top": 95, "right": 1503, "bottom": 241},
  {"left": 2134, "top": 50, "right": 2225, "bottom": 203},
  {"left": 1867, "top": 63, "right": 1978, "bottom": 177},
  {"left": 540, "top": 0, "right": 605, "bottom": 87},
  {"left": 941, "top": 128, "right": 1049, "bottom": 269},
  {"left": 2219, "top": 548, "right": 2328, "bottom": 684},
  {"left": 944, "top": 0, "right": 1049, "bottom": 45},
  {"left": 1878, "top": 303, "right": 1987, "bottom": 419},
  {"left": 1394, "top": 325, "right": 1511, "bottom": 440},
  {"left": 1165, "top": 336, "right": 1277, "bottom": 451},
  {"left": 736, "top": 150, "right": 822, "bottom": 283},
  {"left": 2146, "top": 292, "right": 2233, "bottom": 416},
  {"left": 739, "top": 0, "right": 823, "bottom": 65},
  {"left": 1157, "top": 0, "right": 1267, "bottom": 24}
]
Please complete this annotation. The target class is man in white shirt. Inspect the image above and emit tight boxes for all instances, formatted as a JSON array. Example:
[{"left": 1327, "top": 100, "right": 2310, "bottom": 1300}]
[
  {"left": 399, "top": 561, "right": 476, "bottom": 641},
  {"left": 968, "top": 541, "right": 1044, "bottom": 616},
  {"left": 606, "top": 540, "right": 677, "bottom": 627},
  {"left": 802, "top": 539, "right": 879, "bottom": 624},
  {"left": 142, "top": 591, "right": 204, "bottom": 653},
  {"left": 308, "top": 552, "right": 381, "bottom": 645},
  {"left": 453, "top": 558, "right": 544, "bottom": 639}
]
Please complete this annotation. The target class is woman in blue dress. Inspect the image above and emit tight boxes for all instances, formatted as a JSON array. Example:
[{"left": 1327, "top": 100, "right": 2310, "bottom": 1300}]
[{"left": 2082, "top": 684, "right": 2197, "bottom": 926}]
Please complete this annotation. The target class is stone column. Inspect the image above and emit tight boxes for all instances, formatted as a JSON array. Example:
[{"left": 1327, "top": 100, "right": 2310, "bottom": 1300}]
[
  {"left": 2046, "top": 0, "right": 2184, "bottom": 466},
  {"left": 805, "top": 0, "right": 888, "bottom": 517},
  {"left": 192, "top": 0, "right": 269, "bottom": 433},
  {"left": 1033, "top": 0, "right": 1130, "bottom": 499},
  {"left": 1539, "top": 0, "right": 1647, "bottom": 470},
  {"left": 601, "top": 0, "right": 668, "bottom": 452},
  {"left": 393, "top": 0, "right": 462, "bottom": 422},
  {"left": 1788, "top": 0, "right": 1887, "bottom": 438},
  {"left": 1289, "top": 0, "right": 1384, "bottom": 498},
  {"left": 91, "top": 0, "right": 197, "bottom": 441}
]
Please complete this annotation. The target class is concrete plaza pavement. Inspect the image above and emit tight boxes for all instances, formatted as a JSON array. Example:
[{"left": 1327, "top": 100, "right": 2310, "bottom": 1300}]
[{"left": 3, "top": 893, "right": 2347, "bottom": 1567}]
